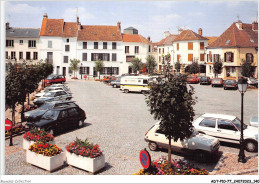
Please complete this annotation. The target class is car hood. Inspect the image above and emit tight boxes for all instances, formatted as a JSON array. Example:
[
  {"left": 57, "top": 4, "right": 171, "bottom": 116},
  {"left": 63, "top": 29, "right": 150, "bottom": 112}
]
[
  {"left": 35, "top": 97, "right": 53, "bottom": 101},
  {"left": 25, "top": 109, "right": 48, "bottom": 118},
  {"left": 26, "top": 118, "right": 55, "bottom": 127},
  {"left": 189, "top": 133, "right": 218, "bottom": 146},
  {"left": 244, "top": 126, "right": 258, "bottom": 138}
]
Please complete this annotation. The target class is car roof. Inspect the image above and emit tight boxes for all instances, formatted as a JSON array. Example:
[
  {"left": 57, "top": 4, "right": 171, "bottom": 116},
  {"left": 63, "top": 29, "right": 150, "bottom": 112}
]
[{"left": 201, "top": 113, "right": 236, "bottom": 120}]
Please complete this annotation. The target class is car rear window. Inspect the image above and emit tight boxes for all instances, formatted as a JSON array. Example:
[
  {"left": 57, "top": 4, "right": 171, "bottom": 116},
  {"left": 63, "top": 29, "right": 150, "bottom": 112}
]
[
  {"left": 199, "top": 119, "right": 216, "bottom": 128},
  {"left": 213, "top": 79, "right": 221, "bottom": 82},
  {"left": 68, "top": 108, "right": 78, "bottom": 116}
]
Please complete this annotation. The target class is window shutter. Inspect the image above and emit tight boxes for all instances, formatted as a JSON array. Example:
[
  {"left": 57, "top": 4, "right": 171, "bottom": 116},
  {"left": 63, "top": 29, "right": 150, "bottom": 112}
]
[
  {"left": 224, "top": 53, "right": 226, "bottom": 62},
  {"left": 231, "top": 53, "right": 234, "bottom": 62},
  {"left": 91, "top": 53, "right": 93, "bottom": 61}
]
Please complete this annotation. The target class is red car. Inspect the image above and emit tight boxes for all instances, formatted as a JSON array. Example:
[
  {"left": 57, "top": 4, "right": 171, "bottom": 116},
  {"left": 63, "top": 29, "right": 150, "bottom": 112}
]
[
  {"left": 44, "top": 74, "right": 66, "bottom": 86},
  {"left": 102, "top": 76, "right": 117, "bottom": 83},
  {"left": 211, "top": 78, "right": 224, "bottom": 87},
  {"left": 187, "top": 75, "right": 199, "bottom": 84}
]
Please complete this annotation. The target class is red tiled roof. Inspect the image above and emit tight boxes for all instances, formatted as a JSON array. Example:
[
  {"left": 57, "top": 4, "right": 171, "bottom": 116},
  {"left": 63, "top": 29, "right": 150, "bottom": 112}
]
[
  {"left": 157, "top": 34, "right": 178, "bottom": 46},
  {"left": 174, "top": 30, "right": 208, "bottom": 41},
  {"left": 62, "top": 22, "right": 78, "bottom": 37},
  {"left": 122, "top": 34, "right": 151, "bottom": 44},
  {"left": 77, "top": 25, "right": 122, "bottom": 41},
  {"left": 206, "top": 36, "right": 218, "bottom": 44},
  {"left": 207, "top": 22, "right": 258, "bottom": 48},
  {"left": 40, "top": 18, "right": 64, "bottom": 37}
]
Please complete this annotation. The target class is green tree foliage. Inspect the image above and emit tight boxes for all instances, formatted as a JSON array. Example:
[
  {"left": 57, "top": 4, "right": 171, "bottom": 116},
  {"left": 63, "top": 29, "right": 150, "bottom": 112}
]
[
  {"left": 70, "top": 59, "right": 81, "bottom": 77},
  {"left": 131, "top": 58, "right": 142, "bottom": 74},
  {"left": 146, "top": 55, "right": 157, "bottom": 75},
  {"left": 241, "top": 59, "right": 255, "bottom": 77},
  {"left": 175, "top": 61, "right": 181, "bottom": 72},
  {"left": 213, "top": 60, "right": 223, "bottom": 78},
  {"left": 187, "top": 61, "right": 199, "bottom": 74},
  {"left": 94, "top": 60, "right": 104, "bottom": 80},
  {"left": 146, "top": 60, "right": 196, "bottom": 167}
]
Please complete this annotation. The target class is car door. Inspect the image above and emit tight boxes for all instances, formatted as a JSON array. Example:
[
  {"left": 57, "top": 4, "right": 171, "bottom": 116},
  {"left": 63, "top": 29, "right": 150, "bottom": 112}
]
[
  {"left": 197, "top": 118, "right": 217, "bottom": 137},
  {"left": 58, "top": 110, "right": 70, "bottom": 131},
  {"left": 216, "top": 119, "right": 240, "bottom": 143},
  {"left": 68, "top": 108, "right": 79, "bottom": 128}
]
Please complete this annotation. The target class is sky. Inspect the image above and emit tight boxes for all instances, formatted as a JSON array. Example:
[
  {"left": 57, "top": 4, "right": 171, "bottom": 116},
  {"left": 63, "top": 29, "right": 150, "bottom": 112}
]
[{"left": 5, "top": 0, "right": 258, "bottom": 42}]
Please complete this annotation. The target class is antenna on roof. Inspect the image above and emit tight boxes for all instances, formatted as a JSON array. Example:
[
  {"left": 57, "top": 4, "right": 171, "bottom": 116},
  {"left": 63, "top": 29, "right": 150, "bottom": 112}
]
[{"left": 237, "top": 14, "right": 240, "bottom": 21}]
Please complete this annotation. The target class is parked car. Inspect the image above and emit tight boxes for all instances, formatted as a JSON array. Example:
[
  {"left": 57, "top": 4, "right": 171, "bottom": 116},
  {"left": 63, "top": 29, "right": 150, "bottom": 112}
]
[
  {"left": 223, "top": 79, "right": 238, "bottom": 90},
  {"left": 187, "top": 75, "right": 199, "bottom": 84},
  {"left": 103, "top": 76, "right": 117, "bottom": 84},
  {"left": 199, "top": 76, "right": 211, "bottom": 85},
  {"left": 247, "top": 77, "right": 258, "bottom": 88},
  {"left": 211, "top": 78, "right": 224, "bottom": 87},
  {"left": 110, "top": 77, "right": 121, "bottom": 88},
  {"left": 250, "top": 116, "right": 258, "bottom": 127},
  {"left": 44, "top": 74, "right": 66, "bottom": 86},
  {"left": 193, "top": 113, "right": 258, "bottom": 152},
  {"left": 36, "top": 86, "right": 71, "bottom": 98},
  {"left": 33, "top": 90, "right": 72, "bottom": 106},
  {"left": 144, "top": 122, "right": 220, "bottom": 160},
  {"left": 25, "top": 105, "right": 86, "bottom": 135},
  {"left": 24, "top": 101, "right": 78, "bottom": 121}
]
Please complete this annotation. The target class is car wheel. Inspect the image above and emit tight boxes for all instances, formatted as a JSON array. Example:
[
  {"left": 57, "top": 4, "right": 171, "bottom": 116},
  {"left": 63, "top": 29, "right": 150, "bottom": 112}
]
[
  {"left": 141, "top": 90, "right": 147, "bottom": 94},
  {"left": 78, "top": 120, "right": 84, "bottom": 128},
  {"left": 148, "top": 142, "right": 158, "bottom": 151},
  {"left": 224, "top": 87, "right": 226, "bottom": 90},
  {"left": 195, "top": 150, "right": 207, "bottom": 162},
  {"left": 211, "top": 85, "right": 214, "bottom": 87},
  {"left": 113, "top": 84, "right": 117, "bottom": 88},
  {"left": 245, "top": 140, "right": 258, "bottom": 152},
  {"left": 124, "top": 89, "right": 129, "bottom": 93}
]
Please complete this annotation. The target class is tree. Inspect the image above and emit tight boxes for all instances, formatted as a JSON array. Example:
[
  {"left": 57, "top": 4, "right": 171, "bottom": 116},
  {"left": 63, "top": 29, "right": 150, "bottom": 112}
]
[
  {"left": 94, "top": 60, "right": 104, "bottom": 80},
  {"left": 131, "top": 58, "right": 142, "bottom": 74},
  {"left": 70, "top": 59, "right": 81, "bottom": 78},
  {"left": 175, "top": 61, "right": 181, "bottom": 72},
  {"left": 241, "top": 59, "right": 255, "bottom": 77},
  {"left": 213, "top": 60, "right": 223, "bottom": 78},
  {"left": 146, "top": 55, "right": 157, "bottom": 75},
  {"left": 146, "top": 60, "right": 196, "bottom": 168},
  {"left": 187, "top": 61, "right": 199, "bottom": 74}
]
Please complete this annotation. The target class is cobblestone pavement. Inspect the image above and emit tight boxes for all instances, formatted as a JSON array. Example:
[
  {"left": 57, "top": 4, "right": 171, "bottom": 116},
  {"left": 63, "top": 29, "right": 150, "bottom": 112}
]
[{"left": 5, "top": 79, "right": 258, "bottom": 175}]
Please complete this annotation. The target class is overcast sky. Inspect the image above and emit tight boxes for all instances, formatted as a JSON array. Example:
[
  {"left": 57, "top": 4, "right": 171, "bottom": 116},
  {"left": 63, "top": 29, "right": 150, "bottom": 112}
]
[{"left": 5, "top": 0, "right": 258, "bottom": 42}]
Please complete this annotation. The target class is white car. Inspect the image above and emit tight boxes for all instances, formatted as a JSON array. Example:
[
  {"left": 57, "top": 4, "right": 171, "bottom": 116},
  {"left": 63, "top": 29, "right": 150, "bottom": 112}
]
[
  {"left": 250, "top": 117, "right": 258, "bottom": 127},
  {"left": 144, "top": 122, "right": 220, "bottom": 160},
  {"left": 193, "top": 113, "right": 258, "bottom": 152},
  {"left": 36, "top": 86, "right": 70, "bottom": 98}
]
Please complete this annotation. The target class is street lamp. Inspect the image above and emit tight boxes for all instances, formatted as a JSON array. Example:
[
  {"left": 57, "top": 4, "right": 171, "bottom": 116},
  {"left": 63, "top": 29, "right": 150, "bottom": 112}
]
[
  {"left": 110, "top": 66, "right": 112, "bottom": 77},
  {"left": 80, "top": 63, "right": 83, "bottom": 79},
  {"left": 237, "top": 77, "right": 248, "bottom": 163}
]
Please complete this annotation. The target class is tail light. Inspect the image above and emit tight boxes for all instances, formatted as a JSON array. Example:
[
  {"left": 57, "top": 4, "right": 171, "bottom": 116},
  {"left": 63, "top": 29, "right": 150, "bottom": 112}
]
[
  {"left": 84, "top": 111, "right": 86, "bottom": 117},
  {"left": 232, "top": 84, "right": 235, "bottom": 86}
]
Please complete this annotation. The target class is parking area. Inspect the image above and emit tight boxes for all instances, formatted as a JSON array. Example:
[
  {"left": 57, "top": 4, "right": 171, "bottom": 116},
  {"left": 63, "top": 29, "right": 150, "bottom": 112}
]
[{"left": 5, "top": 79, "right": 258, "bottom": 175}]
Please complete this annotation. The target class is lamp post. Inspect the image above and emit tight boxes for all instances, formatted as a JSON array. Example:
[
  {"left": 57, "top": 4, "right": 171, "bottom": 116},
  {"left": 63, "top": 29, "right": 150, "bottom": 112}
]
[
  {"left": 80, "top": 63, "right": 83, "bottom": 79},
  {"left": 237, "top": 77, "right": 248, "bottom": 163},
  {"left": 110, "top": 66, "right": 112, "bottom": 77}
]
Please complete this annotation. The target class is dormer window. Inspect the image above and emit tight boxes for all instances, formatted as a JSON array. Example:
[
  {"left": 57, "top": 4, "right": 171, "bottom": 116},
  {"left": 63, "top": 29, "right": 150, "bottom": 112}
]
[
  {"left": 225, "top": 40, "right": 230, "bottom": 45},
  {"left": 250, "top": 39, "right": 254, "bottom": 43},
  {"left": 49, "top": 29, "right": 52, "bottom": 33}
]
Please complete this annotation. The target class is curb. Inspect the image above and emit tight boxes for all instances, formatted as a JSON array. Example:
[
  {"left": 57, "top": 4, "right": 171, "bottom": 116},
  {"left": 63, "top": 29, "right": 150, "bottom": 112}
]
[{"left": 225, "top": 168, "right": 258, "bottom": 175}]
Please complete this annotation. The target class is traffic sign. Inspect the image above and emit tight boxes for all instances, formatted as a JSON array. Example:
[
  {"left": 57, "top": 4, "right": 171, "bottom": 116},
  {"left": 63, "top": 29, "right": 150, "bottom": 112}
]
[
  {"left": 5, "top": 119, "right": 12, "bottom": 131},
  {"left": 139, "top": 149, "right": 151, "bottom": 169}
]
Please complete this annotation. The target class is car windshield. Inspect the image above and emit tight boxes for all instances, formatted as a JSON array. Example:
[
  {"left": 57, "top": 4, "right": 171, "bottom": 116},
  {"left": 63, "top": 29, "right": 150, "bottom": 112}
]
[
  {"left": 213, "top": 79, "right": 221, "bottom": 82},
  {"left": 43, "top": 92, "right": 55, "bottom": 97},
  {"left": 233, "top": 118, "right": 247, "bottom": 131},
  {"left": 39, "top": 103, "right": 53, "bottom": 110},
  {"left": 42, "top": 110, "right": 59, "bottom": 120},
  {"left": 188, "top": 76, "right": 194, "bottom": 79},
  {"left": 46, "top": 75, "right": 55, "bottom": 79},
  {"left": 251, "top": 117, "right": 258, "bottom": 122},
  {"left": 224, "top": 80, "right": 235, "bottom": 84}
]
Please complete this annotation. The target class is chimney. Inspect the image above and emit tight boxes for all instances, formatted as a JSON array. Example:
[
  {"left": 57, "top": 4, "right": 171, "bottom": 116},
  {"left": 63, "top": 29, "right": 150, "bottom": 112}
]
[
  {"left": 77, "top": 16, "right": 79, "bottom": 24},
  {"left": 43, "top": 13, "right": 48, "bottom": 19},
  {"left": 198, "top": 28, "right": 202, "bottom": 36},
  {"left": 163, "top": 31, "right": 170, "bottom": 38},
  {"left": 6, "top": 22, "right": 10, "bottom": 30},
  {"left": 147, "top": 36, "right": 150, "bottom": 41},
  {"left": 236, "top": 20, "right": 243, "bottom": 30},
  {"left": 178, "top": 28, "right": 183, "bottom": 34},
  {"left": 117, "top": 21, "right": 121, "bottom": 32},
  {"left": 76, "top": 16, "right": 81, "bottom": 30},
  {"left": 252, "top": 21, "right": 258, "bottom": 31}
]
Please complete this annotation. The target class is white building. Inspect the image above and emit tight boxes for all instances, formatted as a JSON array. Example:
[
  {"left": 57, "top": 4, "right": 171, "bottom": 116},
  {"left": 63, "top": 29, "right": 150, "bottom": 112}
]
[{"left": 5, "top": 22, "right": 40, "bottom": 66}]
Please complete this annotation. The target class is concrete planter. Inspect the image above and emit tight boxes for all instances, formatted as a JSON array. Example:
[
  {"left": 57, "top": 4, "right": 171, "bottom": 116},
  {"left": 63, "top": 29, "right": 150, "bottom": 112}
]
[
  {"left": 26, "top": 150, "right": 66, "bottom": 172},
  {"left": 66, "top": 151, "right": 105, "bottom": 173},
  {"left": 23, "top": 139, "right": 55, "bottom": 150}
]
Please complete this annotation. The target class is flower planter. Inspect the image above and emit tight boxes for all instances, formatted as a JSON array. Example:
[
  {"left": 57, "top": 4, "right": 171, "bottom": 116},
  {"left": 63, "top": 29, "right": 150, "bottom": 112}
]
[
  {"left": 23, "top": 139, "right": 55, "bottom": 150},
  {"left": 66, "top": 151, "right": 105, "bottom": 173},
  {"left": 26, "top": 150, "right": 66, "bottom": 172}
]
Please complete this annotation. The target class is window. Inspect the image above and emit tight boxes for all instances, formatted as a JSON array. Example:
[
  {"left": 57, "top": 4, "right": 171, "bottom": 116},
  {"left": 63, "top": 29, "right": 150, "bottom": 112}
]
[
  {"left": 28, "top": 40, "right": 36, "bottom": 48},
  {"left": 81, "top": 67, "right": 89, "bottom": 74},
  {"left": 218, "top": 119, "right": 237, "bottom": 131},
  {"left": 177, "top": 43, "right": 179, "bottom": 51},
  {"left": 159, "top": 48, "right": 161, "bottom": 54},
  {"left": 159, "top": 65, "right": 162, "bottom": 70},
  {"left": 69, "top": 67, "right": 72, "bottom": 74},
  {"left": 188, "top": 42, "right": 193, "bottom": 50},
  {"left": 125, "top": 46, "right": 129, "bottom": 53},
  {"left": 126, "top": 56, "right": 135, "bottom": 62},
  {"left": 214, "top": 54, "right": 220, "bottom": 62},
  {"left": 20, "top": 40, "right": 23, "bottom": 44},
  {"left": 199, "top": 119, "right": 216, "bottom": 128},
  {"left": 159, "top": 56, "right": 161, "bottom": 63},
  {"left": 135, "top": 46, "right": 139, "bottom": 54},
  {"left": 91, "top": 53, "right": 110, "bottom": 61},
  {"left": 103, "top": 42, "right": 107, "bottom": 49},
  {"left": 143, "top": 79, "right": 148, "bottom": 84},
  {"left": 246, "top": 53, "right": 253, "bottom": 63},
  {"left": 60, "top": 110, "right": 69, "bottom": 119},
  {"left": 64, "top": 56, "right": 68, "bottom": 63},
  {"left": 162, "top": 48, "right": 164, "bottom": 53},
  {"left": 48, "top": 41, "right": 52, "bottom": 48},
  {"left": 66, "top": 38, "right": 69, "bottom": 43},
  {"left": 207, "top": 52, "right": 213, "bottom": 62},
  {"left": 188, "top": 54, "right": 193, "bottom": 61},
  {"left": 94, "top": 42, "right": 98, "bottom": 49},
  {"left": 33, "top": 52, "right": 38, "bottom": 60},
  {"left": 148, "top": 45, "right": 151, "bottom": 52},
  {"left": 47, "top": 52, "right": 53, "bottom": 64},
  {"left": 177, "top": 54, "right": 181, "bottom": 62},
  {"left": 6, "top": 40, "right": 14, "bottom": 47},
  {"left": 6, "top": 51, "right": 8, "bottom": 59},
  {"left": 112, "top": 42, "right": 117, "bottom": 49},
  {"left": 11, "top": 52, "right": 16, "bottom": 60},
  {"left": 65, "top": 45, "right": 70, "bottom": 52},
  {"left": 200, "top": 42, "right": 204, "bottom": 50},
  {"left": 26, "top": 52, "right": 30, "bottom": 60},
  {"left": 112, "top": 53, "right": 117, "bottom": 61},
  {"left": 200, "top": 54, "right": 204, "bottom": 62},
  {"left": 224, "top": 52, "right": 234, "bottom": 62},
  {"left": 82, "top": 53, "right": 87, "bottom": 61},
  {"left": 83, "top": 42, "right": 87, "bottom": 49},
  {"left": 68, "top": 108, "right": 78, "bottom": 116},
  {"left": 100, "top": 67, "right": 119, "bottom": 75}
]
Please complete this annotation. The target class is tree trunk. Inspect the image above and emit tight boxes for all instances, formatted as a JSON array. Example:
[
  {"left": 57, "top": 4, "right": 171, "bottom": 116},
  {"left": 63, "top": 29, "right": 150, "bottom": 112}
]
[
  {"left": 167, "top": 136, "right": 172, "bottom": 168},
  {"left": 9, "top": 105, "right": 15, "bottom": 146},
  {"left": 99, "top": 72, "right": 100, "bottom": 80},
  {"left": 21, "top": 102, "right": 25, "bottom": 122},
  {"left": 27, "top": 93, "right": 30, "bottom": 106}
]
